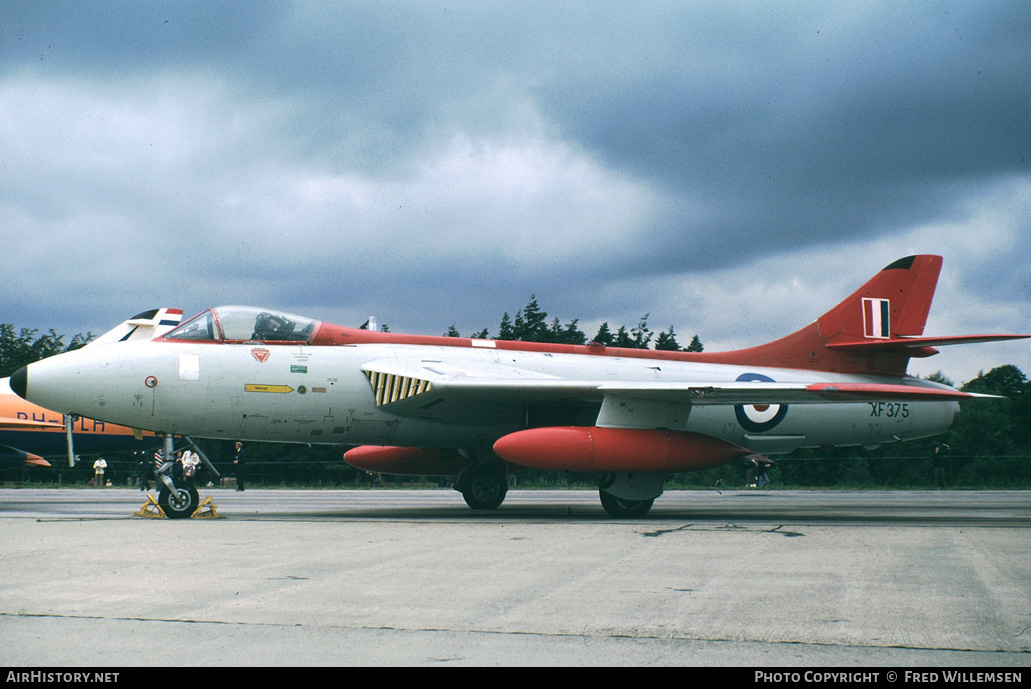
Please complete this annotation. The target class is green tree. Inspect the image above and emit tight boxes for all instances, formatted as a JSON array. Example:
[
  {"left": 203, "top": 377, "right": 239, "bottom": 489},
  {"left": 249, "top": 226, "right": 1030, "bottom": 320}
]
[
  {"left": 948, "top": 365, "right": 1027, "bottom": 463},
  {"left": 498, "top": 313, "right": 514, "bottom": 340},
  {"left": 612, "top": 315, "right": 652, "bottom": 349},
  {"left": 685, "top": 335, "right": 704, "bottom": 352},
  {"left": 548, "top": 317, "right": 586, "bottom": 345},
  {"left": 924, "top": 370, "right": 955, "bottom": 387},
  {"left": 0, "top": 324, "right": 92, "bottom": 378},
  {"left": 654, "top": 326, "right": 681, "bottom": 351},
  {"left": 512, "top": 296, "right": 549, "bottom": 342},
  {"left": 592, "top": 322, "right": 613, "bottom": 346}
]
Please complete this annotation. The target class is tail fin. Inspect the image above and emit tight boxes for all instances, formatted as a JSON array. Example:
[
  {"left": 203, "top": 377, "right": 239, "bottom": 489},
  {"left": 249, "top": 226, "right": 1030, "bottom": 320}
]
[
  {"left": 818, "top": 254, "right": 942, "bottom": 344},
  {"left": 85, "top": 308, "right": 184, "bottom": 348},
  {"left": 720, "top": 255, "right": 1027, "bottom": 376}
]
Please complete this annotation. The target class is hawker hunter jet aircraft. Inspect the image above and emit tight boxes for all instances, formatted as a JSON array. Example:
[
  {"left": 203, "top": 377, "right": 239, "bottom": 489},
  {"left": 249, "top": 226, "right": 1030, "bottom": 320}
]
[
  {"left": 11, "top": 256, "right": 1028, "bottom": 517},
  {"left": 0, "top": 309, "right": 183, "bottom": 470}
]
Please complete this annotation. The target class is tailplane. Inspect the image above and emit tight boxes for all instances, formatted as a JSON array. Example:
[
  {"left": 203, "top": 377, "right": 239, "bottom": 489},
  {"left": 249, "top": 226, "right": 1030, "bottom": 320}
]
[{"left": 718, "top": 255, "right": 1027, "bottom": 376}]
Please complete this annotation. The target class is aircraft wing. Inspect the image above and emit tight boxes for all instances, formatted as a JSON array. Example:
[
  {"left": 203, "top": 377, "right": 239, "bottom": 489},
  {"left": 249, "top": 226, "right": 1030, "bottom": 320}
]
[{"left": 361, "top": 358, "right": 996, "bottom": 419}]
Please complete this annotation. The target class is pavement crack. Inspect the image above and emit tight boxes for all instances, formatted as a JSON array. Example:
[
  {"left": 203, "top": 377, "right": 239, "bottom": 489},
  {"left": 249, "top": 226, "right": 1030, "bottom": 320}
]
[{"left": 639, "top": 524, "right": 692, "bottom": 538}]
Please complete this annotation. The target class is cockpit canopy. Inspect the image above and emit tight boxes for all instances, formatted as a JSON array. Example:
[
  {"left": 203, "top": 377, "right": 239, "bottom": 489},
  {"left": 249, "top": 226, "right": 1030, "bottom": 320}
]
[{"left": 164, "top": 306, "right": 319, "bottom": 344}]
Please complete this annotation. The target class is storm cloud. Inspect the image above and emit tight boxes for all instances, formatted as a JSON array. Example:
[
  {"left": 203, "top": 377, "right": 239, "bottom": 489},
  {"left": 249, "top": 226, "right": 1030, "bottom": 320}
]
[{"left": 2, "top": 1, "right": 1028, "bottom": 382}]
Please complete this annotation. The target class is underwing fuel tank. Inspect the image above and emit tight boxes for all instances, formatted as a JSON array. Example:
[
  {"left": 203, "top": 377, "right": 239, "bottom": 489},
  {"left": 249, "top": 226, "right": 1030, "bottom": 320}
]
[
  {"left": 344, "top": 446, "right": 470, "bottom": 475},
  {"left": 492, "top": 426, "right": 758, "bottom": 472}
]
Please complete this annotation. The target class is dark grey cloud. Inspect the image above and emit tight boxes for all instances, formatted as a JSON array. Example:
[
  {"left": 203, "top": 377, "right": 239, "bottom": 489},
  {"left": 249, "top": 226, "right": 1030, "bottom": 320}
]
[
  {"left": 1, "top": 1, "right": 287, "bottom": 72},
  {"left": 1, "top": 1, "right": 1027, "bottom": 382}
]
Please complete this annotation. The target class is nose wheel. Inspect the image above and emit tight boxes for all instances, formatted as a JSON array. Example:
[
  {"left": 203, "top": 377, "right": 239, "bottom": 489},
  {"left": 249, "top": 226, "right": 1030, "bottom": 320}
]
[{"left": 158, "top": 481, "right": 200, "bottom": 519}]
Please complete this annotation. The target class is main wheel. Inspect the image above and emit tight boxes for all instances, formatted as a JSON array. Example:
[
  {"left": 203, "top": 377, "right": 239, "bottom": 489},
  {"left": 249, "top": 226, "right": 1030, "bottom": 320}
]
[
  {"left": 461, "top": 467, "right": 507, "bottom": 510},
  {"left": 599, "top": 490, "right": 654, "bottom": 518},
  {"left": 158, "top": 481, "right": 200, "bottom": 519}
]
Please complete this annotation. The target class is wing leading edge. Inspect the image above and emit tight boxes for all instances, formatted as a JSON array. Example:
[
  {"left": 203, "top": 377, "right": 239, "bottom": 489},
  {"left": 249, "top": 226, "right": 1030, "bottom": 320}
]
[{"left": 360, "top": 359, "right": 996, "bottom": 419}]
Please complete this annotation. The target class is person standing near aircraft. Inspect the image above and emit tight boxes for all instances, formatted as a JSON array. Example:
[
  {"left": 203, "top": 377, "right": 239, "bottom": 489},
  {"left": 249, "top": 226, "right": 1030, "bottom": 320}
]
[
  {"left": 182, "top": 449, "right": 200, "bottom": 487},
  {"left": 135, "top": 453, "right": 152, "bottom": 491},
  {"left": 745, "top": 458, "right": 758, "bottom": 488},
  {"left": 93, "top": 457, "right": 107, "bottom": 487},
  {"left": 756, "top": 460, "right": 771, "bottom": 488},
  {"left": 933, "top": 444, "right": 950, "bottom": 488},
  {"left": 233, "top": 441, "right": 246, "bottom": 491}
]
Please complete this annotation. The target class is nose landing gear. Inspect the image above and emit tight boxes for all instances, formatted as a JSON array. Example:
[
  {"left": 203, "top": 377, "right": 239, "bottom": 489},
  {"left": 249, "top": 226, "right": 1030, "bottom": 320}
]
[{"left": 158, "top": 480, "right": 200, "bottom": 519}]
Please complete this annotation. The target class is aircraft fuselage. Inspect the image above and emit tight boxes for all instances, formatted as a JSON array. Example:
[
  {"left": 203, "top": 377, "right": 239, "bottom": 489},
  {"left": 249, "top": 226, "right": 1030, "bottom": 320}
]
[{"left": 18, "top": 338, "right": 958, "bottom": 454}]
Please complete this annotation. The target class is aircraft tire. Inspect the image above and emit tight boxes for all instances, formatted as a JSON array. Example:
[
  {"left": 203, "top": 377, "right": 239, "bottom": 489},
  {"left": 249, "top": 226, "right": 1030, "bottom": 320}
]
[
  {"left": 599, "top": 490, "right": 654, "bottom": 518},
  {"left": 461, "top": 467, "right": 507, "bottom": 510},
  {"left": 159, "top": 482, "right": 200, "bottom": 519}
]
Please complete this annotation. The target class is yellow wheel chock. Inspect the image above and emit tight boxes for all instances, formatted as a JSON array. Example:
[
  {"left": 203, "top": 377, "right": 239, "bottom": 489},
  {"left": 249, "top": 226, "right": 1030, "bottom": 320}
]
[
  {"left": 134, "top": 494, "right": 167, "bottom": 519},
  {"left": 190, "top": 496, "right": 223, "bottom": 519},
  {"left": 133, "top": 494, "right": 223, "bottom": 519}
]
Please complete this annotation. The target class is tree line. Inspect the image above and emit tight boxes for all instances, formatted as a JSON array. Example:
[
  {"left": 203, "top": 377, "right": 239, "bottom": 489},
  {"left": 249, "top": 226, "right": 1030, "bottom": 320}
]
[
  {"left": 1, "top": 305, "right": 1028, "bottom": 488},
  {"left": 441, "top": 295, "right": 704, "bottom": 351}
]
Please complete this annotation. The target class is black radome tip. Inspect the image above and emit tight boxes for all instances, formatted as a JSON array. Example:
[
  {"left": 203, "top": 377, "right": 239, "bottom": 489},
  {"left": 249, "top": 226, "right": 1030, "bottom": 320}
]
[{"left": 10, "top": 365, "right": 28, "bottom": 400}]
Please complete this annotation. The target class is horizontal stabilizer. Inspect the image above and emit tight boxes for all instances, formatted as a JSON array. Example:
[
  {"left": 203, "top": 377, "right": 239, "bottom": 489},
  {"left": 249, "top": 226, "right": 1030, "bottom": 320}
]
[{"left": 826, "top": 333, "right": 1030, "bottom": 352}]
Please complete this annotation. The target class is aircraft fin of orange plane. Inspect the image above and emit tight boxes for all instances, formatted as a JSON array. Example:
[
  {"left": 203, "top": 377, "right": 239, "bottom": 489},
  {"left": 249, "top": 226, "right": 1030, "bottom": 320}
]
[
  {"left": 24, "top": 453, "right": 50, "bottom": 467},
  {"left": 86, "top": 308, "right": 184, "bottom": 347},
  {"left": 0, "top": 445, "right": 52, "bottom": 469}
]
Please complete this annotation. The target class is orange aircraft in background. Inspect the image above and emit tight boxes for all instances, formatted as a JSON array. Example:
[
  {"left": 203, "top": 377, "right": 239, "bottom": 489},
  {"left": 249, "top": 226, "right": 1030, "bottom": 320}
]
[{"left": 0, "top": 309, "right": 183, "bottom": 470}]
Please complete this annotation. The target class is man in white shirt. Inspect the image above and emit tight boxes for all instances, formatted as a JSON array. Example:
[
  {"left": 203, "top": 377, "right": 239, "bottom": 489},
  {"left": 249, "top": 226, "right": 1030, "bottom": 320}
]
[{"left": 93, "top": 457, "right": 107, "bottom": 487}]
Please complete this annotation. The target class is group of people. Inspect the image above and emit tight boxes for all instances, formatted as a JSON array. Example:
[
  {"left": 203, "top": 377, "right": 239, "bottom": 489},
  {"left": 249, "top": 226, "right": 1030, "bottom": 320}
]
[
  {"left": 127, "top": 441, "right": 247, "bottom": 491},
  {"left": 745, "top": 458, "right": 773, "bottom": 488}
]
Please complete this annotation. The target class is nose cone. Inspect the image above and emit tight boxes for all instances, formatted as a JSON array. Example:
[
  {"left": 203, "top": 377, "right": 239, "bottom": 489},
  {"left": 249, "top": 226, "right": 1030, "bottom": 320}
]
[
  {"left": 10, "top": 365, "right": 28, "bottom": 400},
  {"left": 8, "top": 352, "right": 85, "bottom": 414}
]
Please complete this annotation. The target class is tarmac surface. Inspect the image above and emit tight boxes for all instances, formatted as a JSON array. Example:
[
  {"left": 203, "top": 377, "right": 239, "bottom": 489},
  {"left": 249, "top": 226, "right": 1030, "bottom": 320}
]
[{"left": 1, "top": 487, "right": 1029, "bottom": 667}]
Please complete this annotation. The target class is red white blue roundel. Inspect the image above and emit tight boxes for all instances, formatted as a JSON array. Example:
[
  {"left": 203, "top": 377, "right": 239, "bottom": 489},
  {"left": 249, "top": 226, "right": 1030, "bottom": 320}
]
[{"left": 734, "top": 373, "right": 788, "bottom": 432}]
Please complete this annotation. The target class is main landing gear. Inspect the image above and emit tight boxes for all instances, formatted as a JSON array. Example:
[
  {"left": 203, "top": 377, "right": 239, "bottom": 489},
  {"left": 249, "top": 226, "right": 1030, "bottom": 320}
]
[
  {"left": 598, "top": 472, "right": 664, "bottom": 518},
  {"left": 450, "top": 451, "right": 666, "bottom": 517},
  {"left": 455, "top": 463, "right": 508, "bottom": 510}
]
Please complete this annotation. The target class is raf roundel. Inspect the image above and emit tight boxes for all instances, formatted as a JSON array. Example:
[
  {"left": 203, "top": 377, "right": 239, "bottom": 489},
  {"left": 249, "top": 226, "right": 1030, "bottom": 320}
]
[{"left": 734, "top": 372, "right": 788, "bottom": 432}]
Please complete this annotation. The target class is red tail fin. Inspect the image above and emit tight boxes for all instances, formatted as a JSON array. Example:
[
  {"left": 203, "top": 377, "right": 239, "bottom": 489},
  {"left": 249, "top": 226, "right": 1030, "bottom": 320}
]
[
  {"left": 715, "top": 255, "right": 944, "bottom": 375},
  {"left": 817, "top": 255, "right": 942, "bottom": 343}
]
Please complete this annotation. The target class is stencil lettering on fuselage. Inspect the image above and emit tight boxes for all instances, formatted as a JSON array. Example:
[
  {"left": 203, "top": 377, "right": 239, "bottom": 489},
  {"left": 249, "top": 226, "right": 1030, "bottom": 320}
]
[{"left": 734, "top": 372, "right": 788, "bottom": 432}]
